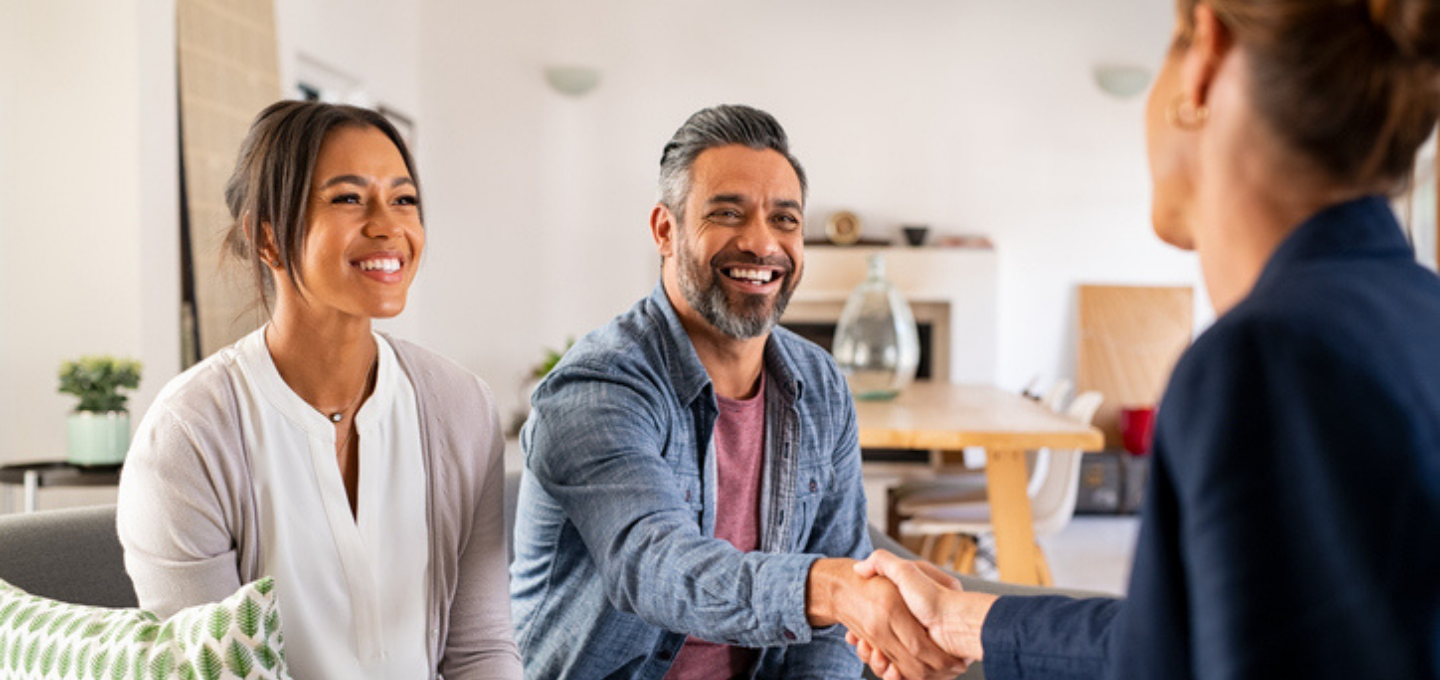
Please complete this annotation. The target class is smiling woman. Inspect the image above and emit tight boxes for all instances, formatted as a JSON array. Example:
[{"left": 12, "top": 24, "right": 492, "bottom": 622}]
[
  {"left": 279, "top": 124, "right": 424, "bottom": 323},
  {"left": 116, "top": 101, "right": 522, "bottom": 680}
]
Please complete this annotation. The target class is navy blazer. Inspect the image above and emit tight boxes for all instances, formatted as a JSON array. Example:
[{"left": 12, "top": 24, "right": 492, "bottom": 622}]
[{"left": 980, "top": 197, "right": 1440, "bottom": 679}]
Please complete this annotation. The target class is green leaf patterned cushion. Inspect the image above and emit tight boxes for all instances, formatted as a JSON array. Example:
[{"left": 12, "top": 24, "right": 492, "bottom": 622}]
[{"left": 0, "top": 577, "right": 289, "bottom": 680}]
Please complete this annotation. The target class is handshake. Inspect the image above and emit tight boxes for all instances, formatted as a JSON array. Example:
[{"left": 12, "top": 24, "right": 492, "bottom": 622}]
[{"left": 808, "top": 550, "right": 1000, "bottom": 680}]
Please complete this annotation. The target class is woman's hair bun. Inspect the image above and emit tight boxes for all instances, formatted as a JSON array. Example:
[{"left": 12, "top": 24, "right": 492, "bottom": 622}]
[{"left": 1377, "top": 0, "right": 1440, "bottom": 65}]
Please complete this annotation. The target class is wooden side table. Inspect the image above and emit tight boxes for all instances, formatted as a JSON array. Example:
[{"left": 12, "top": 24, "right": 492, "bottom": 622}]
[{"left": 0, "top": 461, "right": 123, "bottom": 514}]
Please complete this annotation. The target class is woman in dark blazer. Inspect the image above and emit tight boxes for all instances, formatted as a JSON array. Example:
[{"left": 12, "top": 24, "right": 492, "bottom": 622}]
[{"left": 850, "top": 0, "right": 1440, "bottom": 678}]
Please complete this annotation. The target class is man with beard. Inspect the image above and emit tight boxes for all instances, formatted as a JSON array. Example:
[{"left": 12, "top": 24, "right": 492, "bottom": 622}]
[{"left": 509, "top": 105, "right": 966, "bottom": 680}]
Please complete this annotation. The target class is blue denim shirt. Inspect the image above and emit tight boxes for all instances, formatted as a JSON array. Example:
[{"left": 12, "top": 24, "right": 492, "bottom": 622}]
[{"left": 511, "top": 283, "right": 870, "bottom": 680}]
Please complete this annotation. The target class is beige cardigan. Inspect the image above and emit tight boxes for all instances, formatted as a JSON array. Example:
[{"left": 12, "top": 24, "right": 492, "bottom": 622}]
[{"left": 116, "top": 334, "right": 521, "bottom": 680}]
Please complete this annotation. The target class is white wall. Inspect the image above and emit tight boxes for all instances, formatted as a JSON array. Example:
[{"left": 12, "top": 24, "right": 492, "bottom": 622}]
[
  {"left": 275, "top": 0, "right": 422, "bottom": 115},
  {"left": 0, "top": 0, "right": 179, "bottom": 470},
  {"left": 0, "top": 0, "right": 1213, "bottom": 474},
  {"left": 415, "top": 0, "right": 1212, "bottom": 424}
]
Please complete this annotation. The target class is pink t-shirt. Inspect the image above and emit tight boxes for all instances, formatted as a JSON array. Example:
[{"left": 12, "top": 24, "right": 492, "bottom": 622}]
[{"left": 663, "top": 375, "right": 767, "bottom": 680}]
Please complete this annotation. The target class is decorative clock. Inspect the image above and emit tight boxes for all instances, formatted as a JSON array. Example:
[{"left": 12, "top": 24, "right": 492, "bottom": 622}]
[{"left": 826, "top": 210, "right": 862, "bottom": 245}]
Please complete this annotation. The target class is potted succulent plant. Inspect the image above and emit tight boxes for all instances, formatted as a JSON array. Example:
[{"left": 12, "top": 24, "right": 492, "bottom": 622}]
[{"left": 58, "top": 355, "right": 142, "bottom": 466}]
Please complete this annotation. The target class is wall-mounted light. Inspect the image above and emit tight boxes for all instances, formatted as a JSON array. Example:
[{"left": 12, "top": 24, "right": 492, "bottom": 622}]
[
  {"left": 544, "top": 65, "right": 602, "bottom": 97},
  {"left": 1093, "top": 64, "right": 1152, "bottom": 100}
]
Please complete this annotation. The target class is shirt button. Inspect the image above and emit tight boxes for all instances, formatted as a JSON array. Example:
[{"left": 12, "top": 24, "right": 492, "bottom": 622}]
[{"left": 784, "top": 630, "right": 797, "bottom": 641}]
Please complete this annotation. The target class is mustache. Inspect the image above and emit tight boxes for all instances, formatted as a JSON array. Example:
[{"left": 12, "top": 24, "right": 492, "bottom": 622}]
[{"left": 709, "top": 250, "right": 794, "bottom": 274}]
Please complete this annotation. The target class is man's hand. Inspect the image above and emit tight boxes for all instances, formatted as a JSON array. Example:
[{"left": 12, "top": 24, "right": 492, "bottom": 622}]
[
  {"left": 807, "top": 558, "right": 969, "bottom": 680},
  {"left": 853, "top": 550, "right": 997, "bottom": 664}
]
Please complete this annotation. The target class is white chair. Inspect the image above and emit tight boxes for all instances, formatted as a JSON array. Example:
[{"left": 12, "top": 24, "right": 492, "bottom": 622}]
[
  {"left": 899, "top": 391, "right": 1104, "bottom": 584},
  {"left": 1038, "top": 378, "right": 1072, "bottom": 413}
]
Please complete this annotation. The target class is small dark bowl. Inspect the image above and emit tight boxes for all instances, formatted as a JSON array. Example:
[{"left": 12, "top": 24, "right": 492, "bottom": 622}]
[{"left": 901, "top": 225, "right": 929, "bottom": 247}]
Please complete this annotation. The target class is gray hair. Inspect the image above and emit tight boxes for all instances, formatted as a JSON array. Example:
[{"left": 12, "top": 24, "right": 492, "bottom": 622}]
[{"left": 658, "top": 104, "right": 808, "bottom": 223}]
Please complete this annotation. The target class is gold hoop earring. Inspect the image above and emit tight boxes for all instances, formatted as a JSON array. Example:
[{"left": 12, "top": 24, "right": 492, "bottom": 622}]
[{"left": 1165, "top": 97, "right": 1210, "bottom": 130}]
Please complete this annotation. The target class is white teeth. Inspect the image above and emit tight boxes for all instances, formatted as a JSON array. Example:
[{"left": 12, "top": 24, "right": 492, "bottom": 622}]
[
  {"left": 359, "top": 258, "right": 401, "bottom": 273},
  {"left": 728, "top": 268, "right": 774, "bottom": 283}
]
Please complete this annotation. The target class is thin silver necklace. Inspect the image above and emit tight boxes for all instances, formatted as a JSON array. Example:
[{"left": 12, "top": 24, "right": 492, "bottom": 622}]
[{"left": 322, "top": 359, "right": 376, "bottom": 423}]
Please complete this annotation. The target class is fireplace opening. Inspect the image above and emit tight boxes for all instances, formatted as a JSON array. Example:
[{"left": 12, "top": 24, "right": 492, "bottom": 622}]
[{"left": 780, "top": 322, "right": 935, "bottom": 381}]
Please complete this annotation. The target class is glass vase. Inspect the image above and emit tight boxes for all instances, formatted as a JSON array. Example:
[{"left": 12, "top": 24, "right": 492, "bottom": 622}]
[{"left": 832, "top": 253, "right": 920, "bottom": 400}]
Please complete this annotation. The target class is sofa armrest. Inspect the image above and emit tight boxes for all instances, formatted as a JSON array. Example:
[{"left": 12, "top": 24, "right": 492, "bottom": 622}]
[{"left": 0, "top": 504, "right": 137, "bottom": 608}]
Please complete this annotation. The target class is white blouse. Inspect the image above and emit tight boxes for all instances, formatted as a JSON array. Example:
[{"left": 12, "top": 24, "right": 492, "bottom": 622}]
[{"left": 233, "top": 328, "right": 429, "bottom": 680}]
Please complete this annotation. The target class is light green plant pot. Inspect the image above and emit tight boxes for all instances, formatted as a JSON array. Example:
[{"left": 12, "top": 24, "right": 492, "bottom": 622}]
[{"left": 66, "top": 411, "right": 130, "bottom": 466}]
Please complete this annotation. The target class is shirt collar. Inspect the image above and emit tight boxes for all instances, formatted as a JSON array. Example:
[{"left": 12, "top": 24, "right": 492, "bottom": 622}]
[
  {"left": 242, "top": 326, "right": 396, "bottom": 438},
  {"left": 1253, "top": 195, "right": 1413, "bottom": 294},
  {"left": 646, "top": 282, "right": 804, "bottom": 407}
]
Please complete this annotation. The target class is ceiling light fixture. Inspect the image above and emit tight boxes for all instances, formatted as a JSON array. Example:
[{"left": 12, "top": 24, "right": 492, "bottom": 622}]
[
  {"left": 544, "top": 65, "right": 602, "bottom": 98},
  {"left": 1093, "top": 65, "right": 1152, "bottom": 100}
]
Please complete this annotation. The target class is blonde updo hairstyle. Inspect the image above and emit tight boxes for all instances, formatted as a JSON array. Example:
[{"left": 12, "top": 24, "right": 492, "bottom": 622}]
[{"left": 1174, "top": 0, "right": 1440, "bottom": 190}]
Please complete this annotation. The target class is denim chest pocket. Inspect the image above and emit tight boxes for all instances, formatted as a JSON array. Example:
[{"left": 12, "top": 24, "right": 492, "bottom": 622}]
[
  {"left": 664, "top": 457, "right": 704, "bottom": 522},
  {"left": 660, "top": 436, "right": 704, "bottom": 513},
  {"left": 790, "top": 465, "right": 834, "bottom": 550},
  {"left": 679, "top": 474, "right": 703, "bottom": 518}
]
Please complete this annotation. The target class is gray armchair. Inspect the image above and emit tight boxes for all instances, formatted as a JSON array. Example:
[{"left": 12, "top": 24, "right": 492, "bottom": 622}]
[{"left": 0, "top": 504, "right": 137, "bottom": 608}]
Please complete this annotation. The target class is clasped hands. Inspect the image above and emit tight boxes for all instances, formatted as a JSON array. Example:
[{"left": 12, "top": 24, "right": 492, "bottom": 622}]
[{"left": 812, "top": 550, "right": 997, "bottom": 680}]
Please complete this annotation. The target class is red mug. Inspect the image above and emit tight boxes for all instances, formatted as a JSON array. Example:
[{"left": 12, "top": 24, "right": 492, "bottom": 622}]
[{"left": 1119, "top": 406, "right": 1156, "bottom": 455}]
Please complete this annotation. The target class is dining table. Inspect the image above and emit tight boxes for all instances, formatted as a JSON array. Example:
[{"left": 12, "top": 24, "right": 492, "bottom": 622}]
[{"left": 855, "top": 381, "right": 1105, "bottom": 586}]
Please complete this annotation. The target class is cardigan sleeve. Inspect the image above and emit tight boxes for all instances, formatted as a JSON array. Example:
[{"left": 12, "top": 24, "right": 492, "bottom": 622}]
[
  {"left": 388, "top": 334, "right": 523, "bottom": 680},
  {"left": 116, "top": 397, "right": 247, "bottom": 618},
  {"left": 436, "top": 376, "right": 523, "bottom": 679}
]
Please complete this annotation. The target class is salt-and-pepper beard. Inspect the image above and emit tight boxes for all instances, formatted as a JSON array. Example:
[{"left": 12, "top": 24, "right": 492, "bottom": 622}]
[{"left": 674, "top": 228, "right": 800, "bottom": 340}]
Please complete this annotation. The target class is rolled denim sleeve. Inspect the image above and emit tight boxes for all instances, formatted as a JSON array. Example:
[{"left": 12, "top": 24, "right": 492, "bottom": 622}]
[{"left": 524, "top": 359, "right": 823, "bottom": 647}]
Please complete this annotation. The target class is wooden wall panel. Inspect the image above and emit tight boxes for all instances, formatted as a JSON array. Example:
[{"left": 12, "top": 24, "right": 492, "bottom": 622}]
[
  {"left": 1077, "top": 285, "right": 1193, "bottom": 449},
  {"left": 178, "top": 0, "right": 281, "bottom": 363}
]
